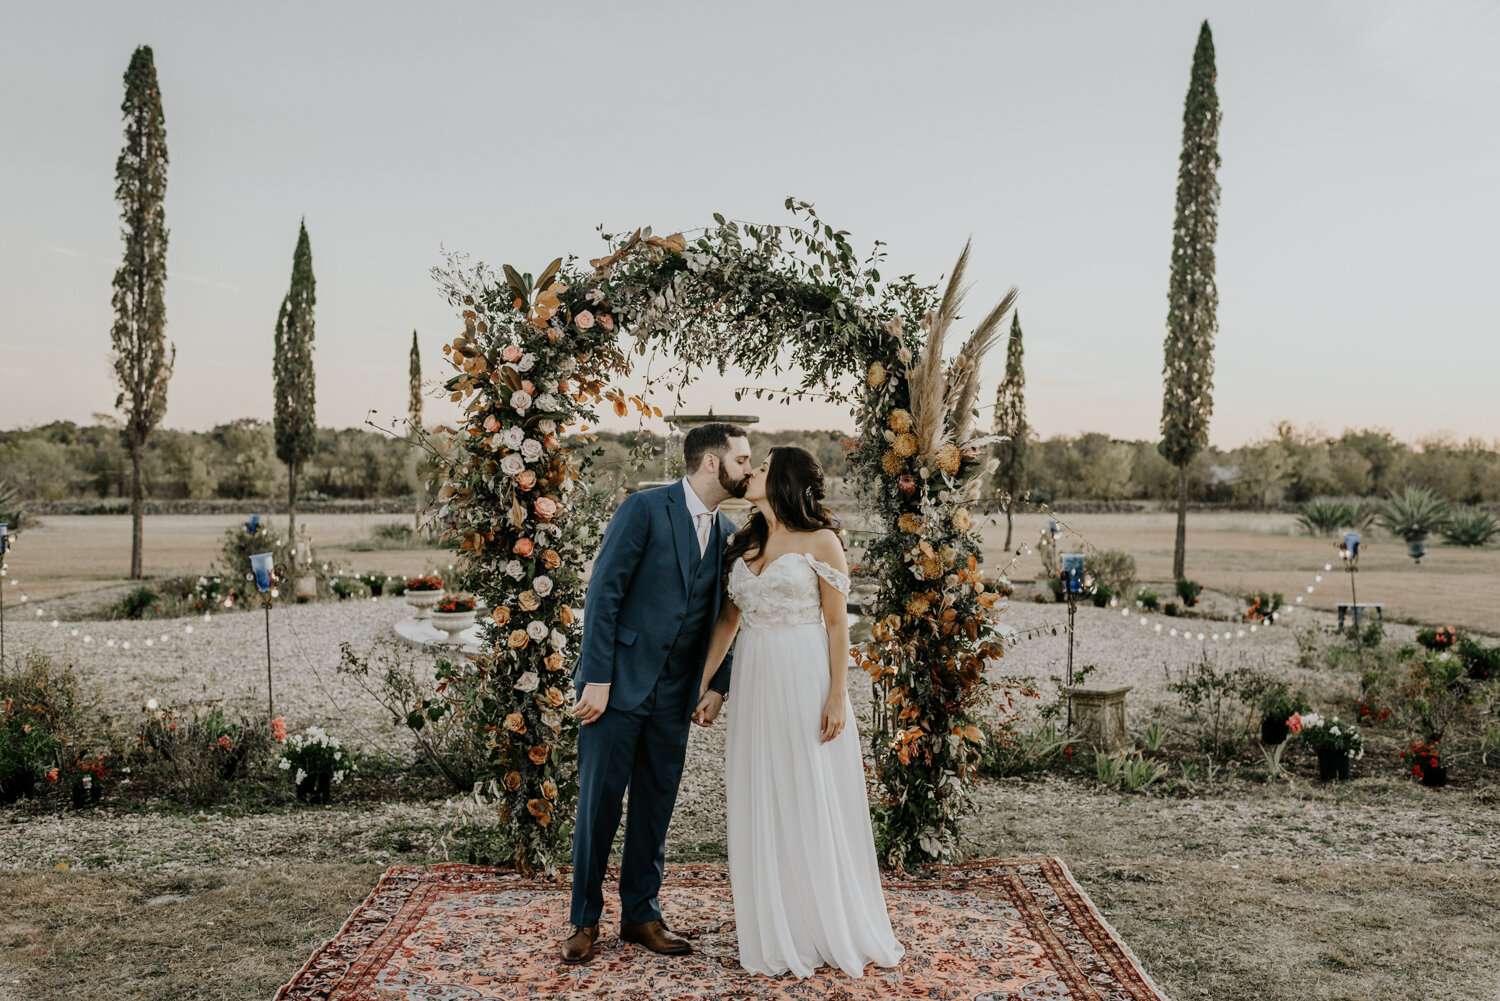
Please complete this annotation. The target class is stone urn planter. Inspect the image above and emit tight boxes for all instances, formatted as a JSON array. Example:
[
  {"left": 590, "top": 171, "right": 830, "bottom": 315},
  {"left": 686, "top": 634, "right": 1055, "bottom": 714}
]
[
  {"left": 1315, "top": 748, "right": 1351, "bottom": 782},
  {"left": 430, "top": 610, "right": 477, "bottom": 643},
  {"left": 1405, "top": 534, "right": 1428, "bottom": 564},
  {"left": 404, "top": 589, "right": 443, "bottom": 619}
]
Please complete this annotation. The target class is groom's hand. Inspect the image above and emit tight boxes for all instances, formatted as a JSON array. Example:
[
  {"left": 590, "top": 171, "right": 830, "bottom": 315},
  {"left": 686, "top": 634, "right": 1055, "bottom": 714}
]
[
  {"left": 571, "top": 683, "right": 610, "bottom": 726},
  {"left": 692, "top": 690, "right": 724, "bottom": 727}
]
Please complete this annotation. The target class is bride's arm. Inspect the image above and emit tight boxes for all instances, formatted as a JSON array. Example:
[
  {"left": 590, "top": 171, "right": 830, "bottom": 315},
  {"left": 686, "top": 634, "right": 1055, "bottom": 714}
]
[
  {"left": 693, "top": 598, "right": 741, "bottom": 726},
  {"left": 809, "top": 531, "right": 852, "bottom": 743}
]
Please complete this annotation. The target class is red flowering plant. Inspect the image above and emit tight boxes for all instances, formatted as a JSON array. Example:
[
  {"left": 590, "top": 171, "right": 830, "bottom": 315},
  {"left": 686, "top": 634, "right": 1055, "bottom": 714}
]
[
  {"left": 67, "top": 755, "right": 110, "bottom": 808},
  {"left": 0, "top": 697, "right": 60, "bottom": 803},
  {"left": 1415, "top": 625, "right": 1462, "bottom": 651},
  {"left": 403, "top": 574, "right": 445, "bottom": 593},
  {"left": 1399, "top": 741, "right": 1447, "bottom": 781},
  {"left": 434, "top": 593, "right": 477, "bottom": 614}
]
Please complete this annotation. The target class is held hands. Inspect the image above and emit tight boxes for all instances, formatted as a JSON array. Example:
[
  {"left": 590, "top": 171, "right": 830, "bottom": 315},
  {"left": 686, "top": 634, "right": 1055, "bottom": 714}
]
[
  {"left": 692, "top": 689, "right": 724, "bottom": 728},
  {"left": 820, "top": 694, "right": 847, "bottom": 743},
  {"left": 571, "top": 683, "right": 610, "bottom": 725}
]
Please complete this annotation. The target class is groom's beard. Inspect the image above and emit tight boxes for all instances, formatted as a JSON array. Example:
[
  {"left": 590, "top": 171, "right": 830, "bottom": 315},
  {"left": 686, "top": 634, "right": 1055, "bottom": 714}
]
[{"left": 720, "top": 466, "right": 749, "bottom": 499}]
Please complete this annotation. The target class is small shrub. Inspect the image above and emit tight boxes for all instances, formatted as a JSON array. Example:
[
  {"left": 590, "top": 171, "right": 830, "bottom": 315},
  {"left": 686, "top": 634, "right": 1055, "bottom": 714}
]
[
  {"left": 357, "top": 572, "right": 388, "bottom": 596},
  {"left": 1296, "top": 498, "right": 1371, "bottom": 536},
  {"left": 133, "top": 705, "right": 277, "bottom": 806},
  {"left": 1456, "top": 637, "right": 1499, "bottom": 681},
  {"left": 278, "top": 726, "right": 354, "bottom": 804},
  {"left": 1136, "top": 589, "right": 1160, "bottom": 612},
  {"left": 1085, "top": 549, "right": 1137, "bottom": 598},
  {"left": 1441, "top": 507, "right": 1500, "bottom": 547},
  {"left": 1377, "top": 486, "right": 1451, "bottom": 542},
  {"left": 1165, "top": 653, "right": 1254, "bottom": 760},
  {"left": 0, "top": 699, "right": 60, "bottom": 803},
  {"left": 1415, "top": 626, "right": 1464, "bottom": 651},
  {"left": 330, "top": 576, "right": 364, "bottom": 600},
  {"left": 1175, "top": 579, "right": 1202, "bottom": 606},
  {"left": 112, "top": 586, "right": 160, "bottom": 620},
  {"left": 1162, "top": 601, "right": 1180, "bottom": 617},
  {"left": 373, "top": 522, "right": 415, "bottom": 541},
  {"left": 76, "top": 500, "right": 129, "bottom": 516},
  {"left": 977, "top": 722, "right": 1065, "bottom": 778},
  {"left": 1089, "top": 583, "right": 1115, "bottom": 608},
  {"left": 1244, "top": 591, "right": 1284, "bottom": 623},
  {"left": 218, "top": 523, "right": 294, "bottom": 580}
]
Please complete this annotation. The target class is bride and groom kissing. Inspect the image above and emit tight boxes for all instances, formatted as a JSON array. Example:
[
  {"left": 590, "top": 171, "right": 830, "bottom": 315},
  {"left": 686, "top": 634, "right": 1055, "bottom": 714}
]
[{"left": 563, "top": 422, "right": 904, "bottom": 978}]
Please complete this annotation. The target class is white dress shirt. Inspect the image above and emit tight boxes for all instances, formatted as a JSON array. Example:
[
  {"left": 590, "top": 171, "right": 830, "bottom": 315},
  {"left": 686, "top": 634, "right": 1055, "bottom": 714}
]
[{"left": 680, "top": 477, "right": 715, "bottom": 557}]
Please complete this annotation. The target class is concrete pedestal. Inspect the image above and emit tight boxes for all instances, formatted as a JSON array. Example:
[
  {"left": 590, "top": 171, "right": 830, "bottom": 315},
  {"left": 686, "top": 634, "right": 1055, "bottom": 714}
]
[{"left": 1066, "top": 685, "right": 1133, "bottom": 752}]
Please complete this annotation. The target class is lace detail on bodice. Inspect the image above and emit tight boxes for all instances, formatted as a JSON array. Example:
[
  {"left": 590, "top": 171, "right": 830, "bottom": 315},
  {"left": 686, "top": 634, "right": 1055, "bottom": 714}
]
[{"left": 728, "top": 553, "right": 849, "bottom": 630}]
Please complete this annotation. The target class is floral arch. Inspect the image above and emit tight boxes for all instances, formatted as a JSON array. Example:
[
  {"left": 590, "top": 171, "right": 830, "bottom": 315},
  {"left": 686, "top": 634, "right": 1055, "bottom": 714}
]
[{"left": 419, "top": 200, "right": 1019, "bottom": 873}]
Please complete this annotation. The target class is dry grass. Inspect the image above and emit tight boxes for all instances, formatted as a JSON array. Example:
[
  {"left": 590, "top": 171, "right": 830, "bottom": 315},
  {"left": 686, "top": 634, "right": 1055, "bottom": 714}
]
[
  {"left": 981, "top": 510, "right": 1500, "bottom": 633},
  {"left": 0, "top": 865, "right": 381, "bottom": 1001}
]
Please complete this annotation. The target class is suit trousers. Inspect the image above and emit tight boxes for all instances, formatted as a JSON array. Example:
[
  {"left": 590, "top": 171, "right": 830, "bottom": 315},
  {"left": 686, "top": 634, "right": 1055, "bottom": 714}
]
[{"left": 569, "top": 658, "right": 697, "bottom": 928}]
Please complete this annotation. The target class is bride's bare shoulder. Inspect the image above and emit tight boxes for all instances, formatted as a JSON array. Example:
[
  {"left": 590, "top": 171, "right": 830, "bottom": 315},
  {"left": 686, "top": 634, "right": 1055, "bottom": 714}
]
[{"left": 801, "top": 528, "right": 846, "bottom": 569}]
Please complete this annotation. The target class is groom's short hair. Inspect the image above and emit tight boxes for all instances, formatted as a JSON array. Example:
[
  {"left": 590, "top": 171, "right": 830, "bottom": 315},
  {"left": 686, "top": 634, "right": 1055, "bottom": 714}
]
[{"left": 683, "top": 422, "right": 749, "bottom": 473}]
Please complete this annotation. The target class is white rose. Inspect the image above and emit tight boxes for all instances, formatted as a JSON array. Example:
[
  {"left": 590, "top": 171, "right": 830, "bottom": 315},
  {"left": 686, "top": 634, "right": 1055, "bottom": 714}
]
[
  {"left": 535, "top": 394, "right": 560, "bottom": 412},
  {"left": 505, "top": 560, "right": 524, "bottom": 580},
  {"left": 510, "top": 390, "right": 533, "bottom": 414},
  {"left": 500, "top": 453, "right": 525, "bottom": 476},
  {"left": 586, "top": 288, "right": 605, "bottom": 305},
  {"left": 533, "top": 575, "right": 553, "bottom": 596},
  {"left": 501, "top": 426, "right": 525, "bottom": 450},
  {"left": 515, "top": 671, "right": 540, "bottom": 693},
  {"left": 517, "top": 352, "right": 536, "bottom": 372},
  {"left": 551, "top": 629, "right": 568, "bottom": 651},
  {"left": 558, "top": 358, "right": 577, "bottom": 375},
  {"left": 521, "top": 438, "right": 543, "bottom": 462},
  {"left": 527, "top": 619, "right": 548, "bottom": 641},
  {"left": 538, "top": 419, "right": 557, "bottom": 434}
]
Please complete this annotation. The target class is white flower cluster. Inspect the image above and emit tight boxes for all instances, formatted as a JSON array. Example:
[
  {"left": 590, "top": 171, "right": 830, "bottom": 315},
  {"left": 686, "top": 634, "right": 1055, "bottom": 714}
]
[{"left": 277, "top": 725, "right": 355, "bottom": 785}]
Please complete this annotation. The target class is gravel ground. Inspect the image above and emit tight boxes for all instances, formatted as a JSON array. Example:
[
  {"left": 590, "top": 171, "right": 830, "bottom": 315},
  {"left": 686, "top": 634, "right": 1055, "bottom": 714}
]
[{"left": 3, "top": 590, "right": 1492, "bottom": 880}]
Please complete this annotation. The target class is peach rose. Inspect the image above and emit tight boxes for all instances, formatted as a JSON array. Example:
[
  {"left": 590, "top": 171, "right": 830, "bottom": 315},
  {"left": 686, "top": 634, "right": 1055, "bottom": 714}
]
[
  {"left": 521, "top": 380, "right": 535, "bottom": 394},
  {"left": 504, "top": 770, "right": 522, "bottom": 791},
  {"left": 542, "top": 549, "right": 562, "bottom": 570},
  {"left": 528, "top": 745, "right": 548, "bottom": 765},
  {"left": 599, "top": 314, "right": 614, "bottom": 332},
  {"left": 544, "top": 651, "right": 565, "bottom": 673},
  {"left": 491, "top": 605, "right": 511, "bottom": 627},
  {"left": 574, "top": 310, "right": 595, "bottom": 330},
  {"left": 517, "top": 470, "right": 537, "bottom": 491},
  {"left": 508, "top": 629, "right": 529, "bottom": 649},
  {"left": 526, "top": 799, "right": 551, "bottom": 825},
  {"left": 513, "top": 537, "right": 534, "bottom": 557},
  {"left": 501, "top": 345, "right": 523, "bottom": 363},
  {"left": 518, "top": 590, "right": 540, "bottom": 612},
  {"left": 544, "top": 686, "right": 565, "bottom": 707},
  {"left": 534, "top": 497, "right": 558, "bottom": 520},
  {"left": 483, "top": 414, "right": 500, "bottom": 433},
  {"left": 542, "top": 779, "right": 558, "bottom": 800},
  {"left": 504, "top": 712, "right": 526, "bottom": 734}
]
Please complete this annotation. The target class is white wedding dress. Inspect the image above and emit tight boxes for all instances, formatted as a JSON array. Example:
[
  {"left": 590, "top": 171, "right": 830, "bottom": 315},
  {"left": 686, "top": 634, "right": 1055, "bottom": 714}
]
[{"left": 723, "top": 552, "right": 905, "bottom": 979}]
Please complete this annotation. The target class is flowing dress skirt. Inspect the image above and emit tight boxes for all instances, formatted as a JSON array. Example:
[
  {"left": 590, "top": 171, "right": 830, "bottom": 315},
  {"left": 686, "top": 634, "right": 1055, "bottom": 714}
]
[{"left": 725, "top": 621, "right": 905, "bottom": 978}]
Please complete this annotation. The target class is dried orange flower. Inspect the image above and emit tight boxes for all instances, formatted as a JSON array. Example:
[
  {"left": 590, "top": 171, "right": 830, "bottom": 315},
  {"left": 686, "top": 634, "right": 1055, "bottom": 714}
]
[
  {"left": 542, "top": 549, "right": 562, "bottom": 570},
  {"left": 887, "top": 409, "right": 912, "bottom": 433},
  {"left": 881, "top": 450, "right": 904, "bottom": 476},
  {"left": 527, "top": 798, "right": 552, "bottom": 825},
  {"left": 867, "top": 361, "right": 888, "bottom": 388},
  {"left": 951, "top": 508, "right": 971, "bottom": 533},
  {"left": 542, "top": 779, "right": 558, "bottom": 800},
  {"left": 935, "top": 443, "right": 961, "bottom": 475},
  {"left": 906, "top": 595, "right": 931, "bottom": 617},
  {"left": 897, "top": 513, "right": 924, "bottom": 534},
  {"left": 892, "top": 433, "right": 918, "bottom": 459}
]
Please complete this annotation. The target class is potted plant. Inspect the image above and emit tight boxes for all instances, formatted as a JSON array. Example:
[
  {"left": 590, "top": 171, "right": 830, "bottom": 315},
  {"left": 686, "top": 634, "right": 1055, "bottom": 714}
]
[
  {"left": 1175, "top": 579, "right": 1202, "bottom": 607},
  {"left": 330, "top": 576, "right": 363, "bottom": 601},
  {"left": 1415, "top": 625, "right": 1462, "bottom": 652},
  {"left": 1400, "top": 740, "right": 1448, "bottom": 788},
  {"left": 430, "top": 593, "right": 478, "bottom": 643},
  {"left": 1244, "top": 591, "right": 1283, "bottom": 624},
  {"left": 277, "top": 725, "right": 353, "bottom": 805},
  {"left": 402, "top": 574, "right": 445, "bottom": 618},
  {"left": 1376, "top": 485, "right": 1451, "bottom": 564},
  {"left": 1290, "top": 712, "right": 1364, "bottom": 781},
  {"left": 68, "top": 755, "right": 109, "bottom": 808},
  {"left": 1258, "top": 684, "right": 1311, "bottom": 745},
  {"left": 1136, "top": 588, "right": 1160, "bottom": 612},
  {"left": 357, "top": 571, "right": 387, "bottom": 597}
]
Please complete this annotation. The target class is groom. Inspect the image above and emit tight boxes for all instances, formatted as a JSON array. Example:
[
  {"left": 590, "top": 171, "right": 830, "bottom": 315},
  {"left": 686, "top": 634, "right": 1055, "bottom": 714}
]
[{"left": 562, "top": 422, "right": 752, "bottom": 965}]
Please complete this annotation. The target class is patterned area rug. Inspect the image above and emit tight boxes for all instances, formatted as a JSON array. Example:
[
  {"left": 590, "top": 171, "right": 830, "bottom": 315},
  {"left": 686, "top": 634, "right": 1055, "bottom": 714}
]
[{"left": 277, "top": 860, "right": 1170, "bottom": 1000}]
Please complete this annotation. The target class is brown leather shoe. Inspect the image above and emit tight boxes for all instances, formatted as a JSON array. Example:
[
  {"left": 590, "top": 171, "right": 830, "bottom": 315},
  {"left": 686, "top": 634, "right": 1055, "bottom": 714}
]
[
  {"left": 620, "top": 919, "right": 692, "bottom": 956},
  {"left": 560, "top": 924, "right": 598, "bottom": 965}
]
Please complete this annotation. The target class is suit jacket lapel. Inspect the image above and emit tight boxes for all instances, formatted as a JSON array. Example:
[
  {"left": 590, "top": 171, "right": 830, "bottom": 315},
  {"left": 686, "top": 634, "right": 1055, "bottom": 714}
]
[{"left": 667, "top": 481, "right": 697, "bottom": 594}]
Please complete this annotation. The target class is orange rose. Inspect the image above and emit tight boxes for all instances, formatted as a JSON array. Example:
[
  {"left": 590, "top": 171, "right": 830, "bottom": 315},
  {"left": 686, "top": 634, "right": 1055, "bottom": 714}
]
[
  {"left": 518, "top": 590, "right": 540, "bottom": 612},
  {"left": 559, "top": 605, "right": 574, "bottom": 626},
  {"left": 513, "top": 537, "right": 534, "bottom": 557},
  {"left": 491, "top": 606, "right": 511, "bottom": 627},
  {"left": 504, "top": 770, "right": 522, "bottom": 791},
  {"left": 508, "top": 629, "right": 529, "bottom": 649},
  {"left": 528, "top": 745, "right": 548, "bottom": 765},
  {"left": 544, "top": 686, "right": 565, "bottom": 707},
  {"left": 517, "top": 470, "right": 537, "bottom": 491},
  {"left": 526, "top": 798, "right": 552, "bottom": 825},
  {"left": 505, "top": 712, "right": 527, "bottom": 733},
  {"left": 534, "top": 497, "right": 558, "bottom": 520},
  {"left": 542, "top": 549, "right": 562, "bottom": 570},
  {"left": 542, "top": 779, "right": 558, "bottom": 800},
  {"left": 544, "top": 652, "right": 565, "bottom": 673}
]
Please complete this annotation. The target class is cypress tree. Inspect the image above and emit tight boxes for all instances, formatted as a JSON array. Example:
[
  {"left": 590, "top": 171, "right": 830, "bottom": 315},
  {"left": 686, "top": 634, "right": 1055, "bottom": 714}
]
[
  {"left": 408, "top": 330, "right": 422, "bottom": 434},
  {"left": 1160, "top": 20, "right": 1222, "bottom": 580},
  {"left": 273, "top": 220, "right": 317, "bottom": 561},
  {"left": 992, "top": 312, "right": 1028, "bottom": 551},
  {"left": 110, "top": 45, "right": 174, "bottom": 580}
]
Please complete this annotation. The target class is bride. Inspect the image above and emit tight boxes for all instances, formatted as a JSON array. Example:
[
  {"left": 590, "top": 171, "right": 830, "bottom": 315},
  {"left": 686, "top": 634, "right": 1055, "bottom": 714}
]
[{"left": 693, "top": 446, "right": 904, "bottom": 979}]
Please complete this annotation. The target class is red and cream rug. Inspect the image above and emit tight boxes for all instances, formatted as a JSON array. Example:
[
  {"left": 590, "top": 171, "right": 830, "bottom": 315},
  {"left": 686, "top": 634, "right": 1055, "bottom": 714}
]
[{"left": 277, "top": 859, "right": 1170, "bottom": 1000}]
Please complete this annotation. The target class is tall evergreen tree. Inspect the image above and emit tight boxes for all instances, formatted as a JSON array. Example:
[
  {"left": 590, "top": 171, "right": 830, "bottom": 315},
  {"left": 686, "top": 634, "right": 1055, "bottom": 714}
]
[
  {"left": 408, "top": 330, "right": 422, "bottom": 434},
  {"left": 110, "top": 45, "right": 174, "bottom": 580},
  {"left": 273, "top": 220, "right": 317, "bottom": 561},
  {"left": 992, "top": 311, "right": 1028, "bottom": 551},
  {"left": 1159, "top": 20, "right": 1222, "bottom": 580}
]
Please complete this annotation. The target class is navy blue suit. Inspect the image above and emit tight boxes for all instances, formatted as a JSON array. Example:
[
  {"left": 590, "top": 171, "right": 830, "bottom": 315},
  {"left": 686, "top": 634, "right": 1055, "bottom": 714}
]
[{"left": 569, "top": 481, "right": 736, "bottom": 928}]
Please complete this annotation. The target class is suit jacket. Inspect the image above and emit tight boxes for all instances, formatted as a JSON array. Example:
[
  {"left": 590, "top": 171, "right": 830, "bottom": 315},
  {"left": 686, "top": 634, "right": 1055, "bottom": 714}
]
[{"left": 574, "top": 481, "right": 737, "bottom": 715}]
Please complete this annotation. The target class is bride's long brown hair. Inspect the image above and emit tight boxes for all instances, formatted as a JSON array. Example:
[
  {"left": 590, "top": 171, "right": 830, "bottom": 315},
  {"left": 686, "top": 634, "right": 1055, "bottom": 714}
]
[{"left": 722, "top": 446, "right": 837, "bottom": 588}]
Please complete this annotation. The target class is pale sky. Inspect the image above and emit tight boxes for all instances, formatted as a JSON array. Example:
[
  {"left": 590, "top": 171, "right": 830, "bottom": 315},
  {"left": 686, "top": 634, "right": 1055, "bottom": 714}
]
[{"left": 2, "top": 1, "right": 1497, "bottom": 447}]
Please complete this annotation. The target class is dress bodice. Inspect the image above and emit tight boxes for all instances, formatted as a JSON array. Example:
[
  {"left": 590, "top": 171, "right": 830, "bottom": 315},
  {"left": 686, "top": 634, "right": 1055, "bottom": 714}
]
[{"left": 727, "top": 552, "right": 850, "bottom": 630}]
